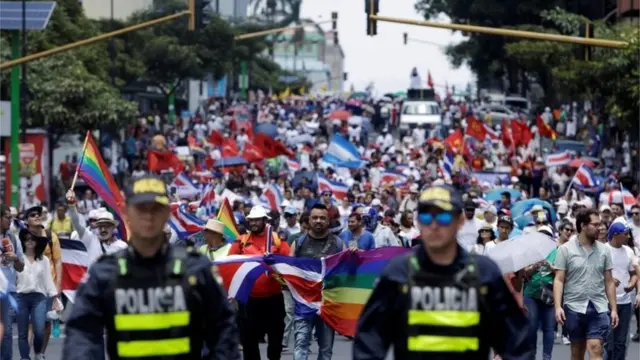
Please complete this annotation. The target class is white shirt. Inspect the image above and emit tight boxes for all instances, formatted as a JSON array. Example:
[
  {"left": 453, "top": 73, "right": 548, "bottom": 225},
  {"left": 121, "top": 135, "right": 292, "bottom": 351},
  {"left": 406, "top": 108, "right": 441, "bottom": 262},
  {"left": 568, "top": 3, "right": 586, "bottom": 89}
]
[
  {"left": 628, "top": 221, "right": 640, "bottom": 249},
  {"left": 607, "top": 244, "right": 635, "bottom": 304},
  {"left": 17, "top": 256, "right": 57, "bottom": 297},
  {"left": 457, "top": 218, "right": 478, "bottom": 252},
  {"left": 77, "top": 230, "right": 128, "bottom": 265}
]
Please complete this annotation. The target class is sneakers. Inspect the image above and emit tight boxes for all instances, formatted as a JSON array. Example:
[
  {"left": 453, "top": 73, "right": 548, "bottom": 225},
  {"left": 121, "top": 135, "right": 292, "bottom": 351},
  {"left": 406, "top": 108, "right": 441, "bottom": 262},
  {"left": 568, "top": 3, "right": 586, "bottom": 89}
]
[
  {"left": 34, "top": 355, "right": 46, "bottom": 360},
  {"left": 562, "top": 336, "right": 570, "bottom": 345},
  {"left": 632, "top": 332, "right": 640, "bottom": 342}
]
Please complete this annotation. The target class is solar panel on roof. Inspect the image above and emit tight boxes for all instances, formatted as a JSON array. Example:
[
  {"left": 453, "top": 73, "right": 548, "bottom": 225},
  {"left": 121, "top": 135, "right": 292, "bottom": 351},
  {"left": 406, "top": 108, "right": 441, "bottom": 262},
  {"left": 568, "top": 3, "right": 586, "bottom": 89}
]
[{"left": 0, "top": 1, "right": 56, "bottom": 30}]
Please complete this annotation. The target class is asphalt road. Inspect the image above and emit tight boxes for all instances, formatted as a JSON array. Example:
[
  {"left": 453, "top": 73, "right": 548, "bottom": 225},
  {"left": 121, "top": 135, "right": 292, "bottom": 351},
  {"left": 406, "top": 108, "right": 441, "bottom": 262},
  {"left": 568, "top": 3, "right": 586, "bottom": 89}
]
[{"left": 8, "top": 325, "right": 640, "bottom": 359}]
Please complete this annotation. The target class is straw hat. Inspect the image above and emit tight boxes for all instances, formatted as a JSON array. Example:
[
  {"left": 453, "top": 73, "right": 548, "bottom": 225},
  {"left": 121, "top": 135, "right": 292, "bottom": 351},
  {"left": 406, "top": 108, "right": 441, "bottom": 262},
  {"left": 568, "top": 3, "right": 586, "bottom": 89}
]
[
  {"left": 94, "top": 211, "right": 120, "bottom": 227},
  {"left": 204, "top": 219, "right": 224, "bottom": 235}
]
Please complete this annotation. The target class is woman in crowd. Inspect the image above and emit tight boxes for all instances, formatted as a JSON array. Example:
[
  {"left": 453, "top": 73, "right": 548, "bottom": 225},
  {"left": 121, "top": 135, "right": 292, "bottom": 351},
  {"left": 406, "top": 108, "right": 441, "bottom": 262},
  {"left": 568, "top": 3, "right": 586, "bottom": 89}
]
[
  {"left": 471, "top": 222, "right": 497, "bottom": 255},
  {"left": 16, "top": 229, "right": 60, "bottom": 360}
]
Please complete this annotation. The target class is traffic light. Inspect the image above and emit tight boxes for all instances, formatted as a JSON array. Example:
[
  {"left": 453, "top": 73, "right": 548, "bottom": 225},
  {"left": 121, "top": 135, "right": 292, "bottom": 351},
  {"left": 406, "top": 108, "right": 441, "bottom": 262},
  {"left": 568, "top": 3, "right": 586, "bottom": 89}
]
[
  {"left": 403, "top": 32, "right": 407, "bottom": 45},
  {"left": 364, "top": 0, "right": 379, "bottom": 36},
  {"left": 188, "top": 0, "right": 210, "bottom": 31},
  {"left": 332, "top": 12, "right": 338, "bottom": 45},
  {"left": 343, "top": 72, "right": 348, "bottom": 81},
  {"left": 578, "top": 22, "right": 594, "bottom": 61}
]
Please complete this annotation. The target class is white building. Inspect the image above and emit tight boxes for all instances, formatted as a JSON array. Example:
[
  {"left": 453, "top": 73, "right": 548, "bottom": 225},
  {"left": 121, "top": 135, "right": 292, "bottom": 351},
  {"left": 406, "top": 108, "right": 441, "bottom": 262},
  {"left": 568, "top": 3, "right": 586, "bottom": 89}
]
[{"left": 81, "top": 0, "right": 153, "bottom": 20}]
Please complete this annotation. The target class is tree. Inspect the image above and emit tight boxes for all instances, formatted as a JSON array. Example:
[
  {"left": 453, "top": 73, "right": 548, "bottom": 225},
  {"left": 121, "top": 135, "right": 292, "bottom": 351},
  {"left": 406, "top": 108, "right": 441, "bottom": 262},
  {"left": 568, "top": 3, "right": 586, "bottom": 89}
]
[
  {"left": 413, "top": 0, "right": 618, "bottom": 92},
  {"left": 0, "top": 0, "right": 137, "bottom": 142},
  {"left": 505, "top": 8, "right": 640, "bottom": 125}
]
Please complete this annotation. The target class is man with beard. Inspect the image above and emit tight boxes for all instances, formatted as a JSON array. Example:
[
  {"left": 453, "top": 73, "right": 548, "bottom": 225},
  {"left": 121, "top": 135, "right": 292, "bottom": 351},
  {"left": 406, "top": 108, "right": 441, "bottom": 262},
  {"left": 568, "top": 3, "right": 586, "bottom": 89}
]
[
  {"left": 66, "top": 191, "right": 128, "bottom": 263},
  {"left": 290, "top": 204, "right": 345, "bottom": 359},
  {"left": 228, "top": 206, "right": 290, "bottom": 360},
  {"left": 554, "top": 208, "right": 618, "bottom": 360}
]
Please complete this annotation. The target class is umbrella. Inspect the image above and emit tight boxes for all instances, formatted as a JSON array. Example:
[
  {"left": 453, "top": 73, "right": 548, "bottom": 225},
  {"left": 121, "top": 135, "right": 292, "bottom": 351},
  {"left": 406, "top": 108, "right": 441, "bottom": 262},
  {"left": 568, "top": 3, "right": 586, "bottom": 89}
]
[
  {"left": 255, "top": 123, "right": 278, "bottom": 138},
  {"left": 484, "top": 188, "right": 521, "bottom": 202},
  {"left": 487, "top": 232, "right": 557, "bottom": 274},
  {"left": 214, "top": 156, "right": 249, "bottom": 167},
  {"left": 511, "top": 199, "right": 557, "bottom": 229},
  {"left": 329, "top": 110, "right": 351, "bottom": 121},
  {"left": 569, "top": 158, "right": 595, "bottom": 168}
]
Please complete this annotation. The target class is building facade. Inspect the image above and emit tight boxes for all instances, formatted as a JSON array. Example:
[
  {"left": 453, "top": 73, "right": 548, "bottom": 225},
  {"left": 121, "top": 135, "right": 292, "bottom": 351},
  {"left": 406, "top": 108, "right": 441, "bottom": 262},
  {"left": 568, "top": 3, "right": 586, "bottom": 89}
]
[{"left": 81, "top": 0, "right": 153, "bottom": 20}]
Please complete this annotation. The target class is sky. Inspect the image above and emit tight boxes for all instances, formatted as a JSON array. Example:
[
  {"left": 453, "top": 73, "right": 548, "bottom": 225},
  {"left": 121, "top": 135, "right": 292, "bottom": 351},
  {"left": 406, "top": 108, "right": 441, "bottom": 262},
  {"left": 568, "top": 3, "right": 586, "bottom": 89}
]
[{"left": 300, "top": 0, "right": 475, "bottom": 94}]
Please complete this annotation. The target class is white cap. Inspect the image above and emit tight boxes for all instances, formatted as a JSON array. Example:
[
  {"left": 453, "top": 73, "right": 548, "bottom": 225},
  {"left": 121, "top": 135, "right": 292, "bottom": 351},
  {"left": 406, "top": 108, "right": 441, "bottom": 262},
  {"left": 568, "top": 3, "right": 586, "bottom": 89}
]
[
  {"left": 599, "top": 204, "right": 612, "bottom": 213},
  {"left": 88, "top": 209, "right": 102, "bottom": 220},
  {"left": 246, "top": 206, "right": 271, "bottom": 219},
  {"left": 371, "top": 199, "right": 382, "bottom": 206}
]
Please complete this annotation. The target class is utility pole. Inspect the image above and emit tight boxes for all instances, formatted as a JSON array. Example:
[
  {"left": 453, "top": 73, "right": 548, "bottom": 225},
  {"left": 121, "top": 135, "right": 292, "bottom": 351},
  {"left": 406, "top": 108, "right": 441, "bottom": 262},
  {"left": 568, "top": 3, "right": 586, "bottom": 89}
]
[
  {"left": 20, "top": 0, "right": 27, "bottom": 143},
  {"left": 239, "top": 60, "right": 248, "bottom": 100}
]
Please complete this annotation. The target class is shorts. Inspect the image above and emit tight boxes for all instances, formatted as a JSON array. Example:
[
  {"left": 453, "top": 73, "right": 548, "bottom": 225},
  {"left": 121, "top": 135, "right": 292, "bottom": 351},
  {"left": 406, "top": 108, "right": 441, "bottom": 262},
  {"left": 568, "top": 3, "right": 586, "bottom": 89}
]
[{"left": 564, "top": 301, "right": 610, "bottom": 341}]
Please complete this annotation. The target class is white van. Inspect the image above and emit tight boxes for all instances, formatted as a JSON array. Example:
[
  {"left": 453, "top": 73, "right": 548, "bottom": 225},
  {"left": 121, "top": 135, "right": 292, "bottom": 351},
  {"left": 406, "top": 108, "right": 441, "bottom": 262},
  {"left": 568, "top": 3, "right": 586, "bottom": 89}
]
[{"left": 398, "top": 100, "right": 441, "bottom": 135}]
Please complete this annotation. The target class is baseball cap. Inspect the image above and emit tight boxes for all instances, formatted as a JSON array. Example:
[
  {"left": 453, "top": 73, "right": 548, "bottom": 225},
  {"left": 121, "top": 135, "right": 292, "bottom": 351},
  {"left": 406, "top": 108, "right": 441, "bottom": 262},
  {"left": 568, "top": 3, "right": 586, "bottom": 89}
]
[
  {"left": 418, "top": 185, "right": 463, "bottom": 212},
  {"left": 463, "top": 199, "right": 477, "bottom": 211},
  {"left": 497, "top": 215, "right": 514, "bottom": 227},
  {"left": 607, "top": 222, "right": 629, "bottom": 241},
  {"left": 125, "top": 175, "right": 170, "bottom": 206}
]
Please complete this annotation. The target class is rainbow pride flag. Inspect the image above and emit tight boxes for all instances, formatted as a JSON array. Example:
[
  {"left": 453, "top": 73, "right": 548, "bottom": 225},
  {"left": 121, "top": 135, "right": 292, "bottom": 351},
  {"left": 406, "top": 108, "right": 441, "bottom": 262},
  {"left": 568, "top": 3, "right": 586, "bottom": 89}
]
[
  {"left": 77, "top": 131, "right": 129, "bottom": 240},
  {"left": 320, "top": 247, "right": 410, "bottom": 336},
  {"left": 216, "top": 198, "right": 240, "bottom": 241}
]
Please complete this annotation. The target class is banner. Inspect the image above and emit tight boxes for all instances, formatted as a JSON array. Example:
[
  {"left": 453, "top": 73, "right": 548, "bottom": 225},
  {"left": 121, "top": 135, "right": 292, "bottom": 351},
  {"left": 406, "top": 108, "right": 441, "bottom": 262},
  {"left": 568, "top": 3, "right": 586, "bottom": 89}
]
[{"left": 4, "top": 131, "right": 50, "bottom": 208}]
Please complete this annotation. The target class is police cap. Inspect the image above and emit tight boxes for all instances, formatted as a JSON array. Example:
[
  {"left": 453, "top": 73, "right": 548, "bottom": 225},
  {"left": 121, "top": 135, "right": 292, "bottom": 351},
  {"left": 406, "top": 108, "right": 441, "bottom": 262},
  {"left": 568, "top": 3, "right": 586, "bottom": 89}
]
[
  {"left": 418, "top": 185, "right": 463, "bottom": 213},
  {"left": 125, "top": 174, "right": 170, "bottom": 206}
]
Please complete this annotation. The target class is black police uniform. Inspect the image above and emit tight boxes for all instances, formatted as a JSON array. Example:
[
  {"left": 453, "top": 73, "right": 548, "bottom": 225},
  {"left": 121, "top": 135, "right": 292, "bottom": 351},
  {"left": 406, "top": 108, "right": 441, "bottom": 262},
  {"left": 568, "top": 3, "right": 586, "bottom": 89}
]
[
  {"left": 353, "top": 185, "right": 533, "bottom": 360},
  {"left": 353, "top": 244, "right": 533, "bottom": 359},
  {"left": 62, "top": 243, "right": 240, "bottom": 360},
  {"left": 63, "top": 174, "right": 240, "bottom": 360}
]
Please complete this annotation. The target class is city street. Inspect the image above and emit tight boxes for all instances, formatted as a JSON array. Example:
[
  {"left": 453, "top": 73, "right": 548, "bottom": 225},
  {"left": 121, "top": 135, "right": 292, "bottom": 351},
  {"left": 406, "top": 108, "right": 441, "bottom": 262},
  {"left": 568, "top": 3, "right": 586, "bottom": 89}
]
[{"left": 10, "top": 324, "right": 640, "bottom": 359}]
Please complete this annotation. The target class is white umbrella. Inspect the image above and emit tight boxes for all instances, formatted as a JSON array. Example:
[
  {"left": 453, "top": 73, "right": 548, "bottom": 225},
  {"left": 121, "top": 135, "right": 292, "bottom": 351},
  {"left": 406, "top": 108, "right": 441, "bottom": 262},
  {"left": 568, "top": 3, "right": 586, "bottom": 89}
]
[{"left": 486, "top": 232, "right": 556, "bottom": 274}]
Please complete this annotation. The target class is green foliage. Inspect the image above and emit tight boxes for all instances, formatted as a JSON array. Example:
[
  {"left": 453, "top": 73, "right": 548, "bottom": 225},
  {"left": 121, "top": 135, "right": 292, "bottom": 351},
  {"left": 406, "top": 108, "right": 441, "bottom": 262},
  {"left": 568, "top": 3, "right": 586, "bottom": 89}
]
[
  {"left": 504, "top": 8, "right": 640, "bottom": 125},
  {"left": 0, "top": 0, "right": 137, "bottom": 136}
]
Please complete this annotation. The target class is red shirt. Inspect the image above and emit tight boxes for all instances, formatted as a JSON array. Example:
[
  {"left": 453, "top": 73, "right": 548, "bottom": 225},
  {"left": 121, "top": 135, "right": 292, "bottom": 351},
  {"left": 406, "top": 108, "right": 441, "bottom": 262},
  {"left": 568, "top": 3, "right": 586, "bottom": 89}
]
[{"left": 228, "top": 231, "right": 290, "bottom": 298}]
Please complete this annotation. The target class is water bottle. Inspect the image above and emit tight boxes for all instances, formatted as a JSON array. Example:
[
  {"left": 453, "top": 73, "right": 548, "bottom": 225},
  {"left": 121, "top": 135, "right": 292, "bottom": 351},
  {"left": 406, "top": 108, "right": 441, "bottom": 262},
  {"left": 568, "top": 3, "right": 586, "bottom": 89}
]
[{"left": 52, "top": 319, "right": 60, "bottom": 338}]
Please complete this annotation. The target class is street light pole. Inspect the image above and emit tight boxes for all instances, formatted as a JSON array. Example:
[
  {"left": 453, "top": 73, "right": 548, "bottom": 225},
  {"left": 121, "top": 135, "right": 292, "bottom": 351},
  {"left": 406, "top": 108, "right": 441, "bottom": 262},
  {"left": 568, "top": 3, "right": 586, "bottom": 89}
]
[{"left": 20, "top": 0, "right": 27, "bottom": 143}]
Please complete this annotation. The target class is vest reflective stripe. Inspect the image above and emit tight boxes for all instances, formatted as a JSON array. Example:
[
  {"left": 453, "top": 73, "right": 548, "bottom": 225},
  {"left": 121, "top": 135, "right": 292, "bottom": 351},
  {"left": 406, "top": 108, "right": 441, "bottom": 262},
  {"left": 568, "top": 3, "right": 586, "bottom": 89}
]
[
  {"left": 407, "top": 335, "right": 479, "bottom": 352},
  {"left": 117, "top": 337, "right": 191, "bottom": 358},
  {"left": 115, "top": 311, "right": 190, "bottom": 331},
  {"left": 408, "top": 310, "right": 480, "bottom": 327}
]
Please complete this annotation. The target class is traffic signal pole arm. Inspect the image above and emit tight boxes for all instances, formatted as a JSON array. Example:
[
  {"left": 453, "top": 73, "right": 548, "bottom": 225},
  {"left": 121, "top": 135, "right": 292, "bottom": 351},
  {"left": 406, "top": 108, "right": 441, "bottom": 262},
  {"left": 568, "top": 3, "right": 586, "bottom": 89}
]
[
  {"left": 234, "top": 20, "right": 332, "bottom": 41},
  {"left": 0, "top": 10, "right": 191, "bottom": 71},
  {"left": 371, "top": 14, "right": 628, "bottom": 48}
]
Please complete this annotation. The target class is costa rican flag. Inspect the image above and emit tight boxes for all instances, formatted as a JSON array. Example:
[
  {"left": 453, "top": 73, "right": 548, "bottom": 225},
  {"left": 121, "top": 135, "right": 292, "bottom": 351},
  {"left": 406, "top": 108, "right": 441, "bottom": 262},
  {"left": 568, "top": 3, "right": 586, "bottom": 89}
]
[
  {"left": 168, "top": 208, "right": 206, "bottom": 238},
  {"left": 545, "top": 151, "right": 572, "bottom": 167},
  {"left": 286, "top": 158, "right": 301, "bottom": 173},
  {"left": 317, "top": 174, "right": 349, "bottom": 200},
  {"left": 380, "top": 172, "right": 407, "bottom": 186},
  {"left": 170, "top": 172, "right": 199, "bottom": 198},
  {"left": 483, "top": 124, "right": 499, "bottom": 140},
  {"left": 60, "top": 238, "right": 90, "bottom": 303},
  {"left": 439, "top": 152, "right": 455, "bottom": 179},
  {"left": 199, "top": 184, "right": 217, "bottom": 216},
  {"left": 267, "top": 255, "right": 323, "bottom": 316},
  {"left": 213, "top": 255, "right": 270, "bottom": 303},
  {"left": 609, "top": 187, "right": 637, "bottom": 210},
  {"left": 571, "top": 164, "right": 599, "bottom": 189},
  {"left": 262, "top": 183, "right": 284, "bottom": 212}
]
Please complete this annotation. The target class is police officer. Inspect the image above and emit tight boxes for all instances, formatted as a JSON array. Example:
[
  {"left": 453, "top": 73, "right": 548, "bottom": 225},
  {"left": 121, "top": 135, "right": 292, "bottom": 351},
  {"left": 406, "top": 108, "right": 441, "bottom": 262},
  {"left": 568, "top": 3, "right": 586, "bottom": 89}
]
[
  {"left": 353, "top": 185, "right": 533, "bottom": 359},
  {"left": 62, "top": 175, "right": 240, "bottom": 360}
]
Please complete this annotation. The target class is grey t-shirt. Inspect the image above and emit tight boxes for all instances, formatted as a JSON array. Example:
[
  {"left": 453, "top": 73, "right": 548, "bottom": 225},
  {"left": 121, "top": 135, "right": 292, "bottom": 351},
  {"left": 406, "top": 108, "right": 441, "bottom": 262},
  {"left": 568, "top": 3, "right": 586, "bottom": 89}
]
[
  {"left": 295, "top": 233, "right": 341, "bottom": 259},
  {"left": 554, "top": 238, "right": 613, "bottom": 314}
]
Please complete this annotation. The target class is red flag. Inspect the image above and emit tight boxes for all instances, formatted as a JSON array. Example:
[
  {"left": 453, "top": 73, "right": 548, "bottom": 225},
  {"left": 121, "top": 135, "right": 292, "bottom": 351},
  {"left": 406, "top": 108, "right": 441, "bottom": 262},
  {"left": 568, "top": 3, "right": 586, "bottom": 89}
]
[
  {"left": 465, "top": 115, "right": 487, "bottom": 141},
  {"left": 444, "top": 129, "right": 464, "bottom": 154},
  {"left": 147, "top": 150, "right": 185, "bottom": 173},
  {"left": 536, "top": 115, "right": 558, "bottom": 140},
  {"left": 208, "top": 131, "right": 224, "bottom": 147},
  {"left": 254, "top": 133, "right": 295, "bottom": 159},
  {"left": 242, "top": 142, "right": 265, "bottom": 162},
  {"left": 427, "top": 71, "right": 434, "bottom": 88},
  {"left": 222, "top": 139, "right": 239, "bottom": 157},
  {"left": 512, "top": 120, "right": 532, "bottom": 146},
  {"left": 236, "top": 121, "right": 254, "bottom": 139},
  {"left": 501, "top": 120, "right": 515, "bottom": 149}
]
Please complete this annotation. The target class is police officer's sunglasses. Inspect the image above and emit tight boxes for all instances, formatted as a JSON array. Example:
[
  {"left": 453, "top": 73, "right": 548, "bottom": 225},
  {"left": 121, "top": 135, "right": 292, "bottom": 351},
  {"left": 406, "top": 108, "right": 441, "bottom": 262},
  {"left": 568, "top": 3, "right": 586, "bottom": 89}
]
[{"left": 418, "top": 212, "right": 454, "bottom": 226}]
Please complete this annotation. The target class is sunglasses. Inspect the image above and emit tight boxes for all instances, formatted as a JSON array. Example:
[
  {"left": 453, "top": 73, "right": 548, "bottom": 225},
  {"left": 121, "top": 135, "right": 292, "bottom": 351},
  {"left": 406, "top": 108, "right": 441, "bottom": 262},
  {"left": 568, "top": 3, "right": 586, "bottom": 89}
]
[
  {"left": 563, "top": 228, "right": 574, "bottom": 233},
  {"left": 418, "top": 212, "right": 454, "bottom": 226}
]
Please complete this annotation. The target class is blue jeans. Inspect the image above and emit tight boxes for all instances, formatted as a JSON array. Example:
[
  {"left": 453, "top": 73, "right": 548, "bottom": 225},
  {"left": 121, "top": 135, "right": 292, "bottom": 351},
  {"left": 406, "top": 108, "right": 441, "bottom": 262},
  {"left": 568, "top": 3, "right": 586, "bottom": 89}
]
[
  {"left": 524, "top": 296, "right": 555, "bottom": 360},
  {"left": 16, "top": 292, "right": 47, "bottom": 359},
  {"left": 604, "top": 303, "right": 633, "bottom": 360},
  {"left": 0, "top": 293, "right": 16, "bottom": 360},
  {"left": 293, "top": 315, "right": 335, "bottom": 360},
  {"left": 283, "top": 290, "right": 295, "bottom": 347}
]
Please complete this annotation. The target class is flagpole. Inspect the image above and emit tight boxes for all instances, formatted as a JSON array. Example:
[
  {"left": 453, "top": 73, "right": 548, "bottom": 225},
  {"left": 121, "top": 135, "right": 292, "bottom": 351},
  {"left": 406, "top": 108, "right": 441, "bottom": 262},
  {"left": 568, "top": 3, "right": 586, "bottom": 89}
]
[{"left": 69, "top": 131, "right": 91, "bottom": 191}]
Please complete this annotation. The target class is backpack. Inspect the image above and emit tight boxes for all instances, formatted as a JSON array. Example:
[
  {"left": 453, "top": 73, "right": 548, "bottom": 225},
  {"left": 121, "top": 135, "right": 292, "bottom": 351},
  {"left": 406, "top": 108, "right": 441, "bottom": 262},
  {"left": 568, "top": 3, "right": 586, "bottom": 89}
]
[{"left": 295, "top": 233, "right": 344, "bottom": 256}]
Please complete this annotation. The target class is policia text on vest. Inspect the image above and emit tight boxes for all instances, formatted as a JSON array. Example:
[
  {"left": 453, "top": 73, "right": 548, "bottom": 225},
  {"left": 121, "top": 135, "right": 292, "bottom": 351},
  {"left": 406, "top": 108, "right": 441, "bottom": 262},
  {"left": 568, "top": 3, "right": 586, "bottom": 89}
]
[
  {"left": 352, "top": 246, "right": 533, "bottom": 360},
  {"left": 61, "top": 245, "right": 241, "bottom": 360}
]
